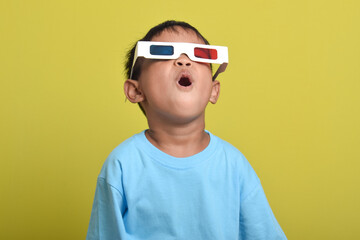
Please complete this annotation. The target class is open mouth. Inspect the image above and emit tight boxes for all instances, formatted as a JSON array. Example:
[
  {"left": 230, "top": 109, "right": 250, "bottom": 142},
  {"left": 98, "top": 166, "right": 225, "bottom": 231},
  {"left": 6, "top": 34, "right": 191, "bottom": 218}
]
[{"left": 178, "top": 76, "right": 192, "bottom": 87}]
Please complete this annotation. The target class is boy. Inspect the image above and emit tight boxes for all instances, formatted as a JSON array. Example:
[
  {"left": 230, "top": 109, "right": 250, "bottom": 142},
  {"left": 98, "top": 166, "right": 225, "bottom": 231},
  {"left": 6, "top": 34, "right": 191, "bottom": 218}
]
[{"left": 86, "top": 20, "right": 287, "bottom": 240}]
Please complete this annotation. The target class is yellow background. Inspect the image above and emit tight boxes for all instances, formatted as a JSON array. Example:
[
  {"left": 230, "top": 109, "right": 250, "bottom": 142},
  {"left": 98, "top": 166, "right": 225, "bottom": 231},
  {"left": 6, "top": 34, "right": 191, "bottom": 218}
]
[{"left": 1, "top": 0, "right": 359, "bottom": 239}]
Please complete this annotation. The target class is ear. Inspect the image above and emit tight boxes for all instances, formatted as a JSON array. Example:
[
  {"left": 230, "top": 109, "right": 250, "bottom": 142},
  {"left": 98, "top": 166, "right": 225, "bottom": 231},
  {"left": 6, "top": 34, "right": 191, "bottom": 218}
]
[
  {"left": 124, "top": 79, "right": 145, "bottom": 103},
  {"left": 209, "top": 80, "right": 220, "bottom": 104}
]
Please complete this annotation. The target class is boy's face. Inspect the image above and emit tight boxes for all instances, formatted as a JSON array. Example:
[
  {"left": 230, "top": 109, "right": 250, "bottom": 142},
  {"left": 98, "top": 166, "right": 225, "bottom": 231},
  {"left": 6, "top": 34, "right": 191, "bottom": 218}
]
[{"left": 126, "top": 27, "right": 220, "bottom": 124}]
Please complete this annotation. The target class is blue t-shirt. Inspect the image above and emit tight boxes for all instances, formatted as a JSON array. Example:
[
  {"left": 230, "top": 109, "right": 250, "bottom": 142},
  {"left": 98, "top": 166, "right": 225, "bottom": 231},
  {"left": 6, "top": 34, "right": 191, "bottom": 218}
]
[{"left": 86, "top": 131, "right": 287, "bottom": 240}]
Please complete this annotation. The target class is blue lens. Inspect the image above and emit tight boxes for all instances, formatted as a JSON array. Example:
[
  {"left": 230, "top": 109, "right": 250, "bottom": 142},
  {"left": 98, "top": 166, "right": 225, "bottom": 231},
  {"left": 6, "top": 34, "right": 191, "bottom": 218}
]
[{"left": 150, "top": 45, "right": 174, "bottom": 55}]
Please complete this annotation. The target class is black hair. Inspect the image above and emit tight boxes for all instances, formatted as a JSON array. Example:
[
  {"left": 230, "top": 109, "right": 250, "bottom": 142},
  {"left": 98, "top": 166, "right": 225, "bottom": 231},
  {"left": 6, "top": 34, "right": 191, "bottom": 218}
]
[
  {"left": 124, "top": 20, "right": 211, "bottom": 115},
  {"left": 125, "top": 20, "right": 210, "bottom": 80}
]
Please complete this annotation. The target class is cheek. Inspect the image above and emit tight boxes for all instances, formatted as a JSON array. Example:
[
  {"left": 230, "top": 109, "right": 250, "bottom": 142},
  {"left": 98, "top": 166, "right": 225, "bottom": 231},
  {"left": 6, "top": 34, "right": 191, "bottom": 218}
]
[
  {"left": 139, "top": 63, "right": 168, "bottom": 86},
  {"left": 139, "top": 74, "right": 170, "bottom": 103},
  {"left": 198, "top": 63, "right": 213, "bottom": 78}
]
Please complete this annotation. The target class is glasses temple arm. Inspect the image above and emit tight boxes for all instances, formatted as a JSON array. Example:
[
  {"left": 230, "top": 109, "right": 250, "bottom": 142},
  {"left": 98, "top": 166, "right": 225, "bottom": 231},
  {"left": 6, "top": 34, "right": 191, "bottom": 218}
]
[{"left": 212, "top": 63, "right": 228, "bottom": 81}]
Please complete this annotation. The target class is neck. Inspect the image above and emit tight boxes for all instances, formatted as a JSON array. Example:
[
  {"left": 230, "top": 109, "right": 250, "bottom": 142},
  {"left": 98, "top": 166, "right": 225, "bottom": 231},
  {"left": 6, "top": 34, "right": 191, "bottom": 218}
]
[{"left": 145, "top": 116, "right": 209, "bottom": 158}]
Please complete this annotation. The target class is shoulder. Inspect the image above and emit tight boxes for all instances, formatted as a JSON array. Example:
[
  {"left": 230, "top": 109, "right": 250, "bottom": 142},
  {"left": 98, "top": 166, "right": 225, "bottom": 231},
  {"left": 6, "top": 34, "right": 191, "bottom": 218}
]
[
  {"left": 209, "top": 131, "right": 260, "bottom": 185},
  {"left": 209, "top": 132, "right": 248, "bottom": 164},
  {"left": 97, "top": 131, "right": 145, "bottom": 184},
  {"left": 109, "top": 131, "right": 144, "bottom": 157}
]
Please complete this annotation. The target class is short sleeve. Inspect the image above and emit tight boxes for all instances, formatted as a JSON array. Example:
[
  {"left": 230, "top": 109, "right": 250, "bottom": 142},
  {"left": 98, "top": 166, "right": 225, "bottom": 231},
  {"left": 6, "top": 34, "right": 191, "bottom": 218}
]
[
  {"left": 86, "top": 177, "right": 127, "bottom": 240},
  {"left": 239, "top": 182, "right": 287, "bottom": 240}
]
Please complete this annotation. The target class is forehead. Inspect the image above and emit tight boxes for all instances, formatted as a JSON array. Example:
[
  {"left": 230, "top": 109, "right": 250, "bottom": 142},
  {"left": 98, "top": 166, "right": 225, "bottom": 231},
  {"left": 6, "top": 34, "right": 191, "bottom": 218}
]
[{"left": 150, "top": 27, "right": 205, "bottom": 44}]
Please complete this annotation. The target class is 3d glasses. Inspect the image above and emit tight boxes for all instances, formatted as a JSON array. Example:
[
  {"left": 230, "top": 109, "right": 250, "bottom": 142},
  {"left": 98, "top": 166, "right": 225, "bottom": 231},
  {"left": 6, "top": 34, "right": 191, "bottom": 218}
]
[{"left": 130, "top": 41, "right": 229, "bottom": 80}]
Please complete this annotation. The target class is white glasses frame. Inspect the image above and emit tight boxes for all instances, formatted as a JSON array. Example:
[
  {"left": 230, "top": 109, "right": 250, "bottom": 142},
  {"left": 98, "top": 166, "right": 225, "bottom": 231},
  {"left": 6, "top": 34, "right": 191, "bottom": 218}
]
[{"left": 130, "top": 41, "right": 229, "bottom": 80}]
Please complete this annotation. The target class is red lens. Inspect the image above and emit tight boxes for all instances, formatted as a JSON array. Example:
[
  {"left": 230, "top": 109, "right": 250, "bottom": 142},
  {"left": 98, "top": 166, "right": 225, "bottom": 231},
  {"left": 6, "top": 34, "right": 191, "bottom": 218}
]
[{"left": 194, "top": 47, "right": 218, "bottom": 60}]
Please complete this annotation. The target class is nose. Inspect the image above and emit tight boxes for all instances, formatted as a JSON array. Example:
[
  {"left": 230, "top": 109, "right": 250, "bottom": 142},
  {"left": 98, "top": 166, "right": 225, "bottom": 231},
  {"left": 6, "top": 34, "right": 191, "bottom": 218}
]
[{"left": 175, "top": 54, "right": 192, "bottom": 67}]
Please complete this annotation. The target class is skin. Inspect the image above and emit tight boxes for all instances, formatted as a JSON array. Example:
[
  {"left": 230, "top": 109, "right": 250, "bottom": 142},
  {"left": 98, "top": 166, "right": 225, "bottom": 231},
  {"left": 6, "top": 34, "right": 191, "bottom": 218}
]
[{"left": 124, "top": 27, "right": 220, "bottom": 157}]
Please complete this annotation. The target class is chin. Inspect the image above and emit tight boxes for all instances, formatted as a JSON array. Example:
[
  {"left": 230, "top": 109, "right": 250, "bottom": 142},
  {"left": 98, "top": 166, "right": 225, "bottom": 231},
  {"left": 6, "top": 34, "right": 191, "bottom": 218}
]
[{"left": 169, "top": 110, "right": 205, "bottom": 124}]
